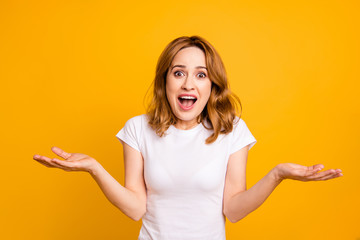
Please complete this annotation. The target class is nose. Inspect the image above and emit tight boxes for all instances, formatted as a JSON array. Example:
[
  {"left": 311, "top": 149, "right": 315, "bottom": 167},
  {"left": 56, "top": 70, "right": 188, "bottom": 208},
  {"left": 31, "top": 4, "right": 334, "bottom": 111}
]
[{"left": 181, "top": 75, "right": 195, "bottom": 90}]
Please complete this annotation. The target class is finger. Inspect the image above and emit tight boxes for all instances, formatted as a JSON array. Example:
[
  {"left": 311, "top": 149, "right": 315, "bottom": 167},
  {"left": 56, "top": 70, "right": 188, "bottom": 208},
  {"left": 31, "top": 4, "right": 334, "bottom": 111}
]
[
  {"left": 304, "top": 169, "right": 333, "bottom": 180},
  {"left": 33, "top": 154, "right": 50, "bottom": 161},
  {"left": 308, "top": 169, "right": 341, "bottom": 180},
  {"left": 307, "top": 164, "right": 324, "bottom": 172},
  {"left": 51, "top": 146, "right": 72, "bottom": 160},
  {"left": 33, "top": 155, "right": 70, "bottom": 170},
  {"left": 302, "top": 164, "right": 324, "bottom": 177},
  {"left": 314, "top": 164, "right": 324, "bottom": 172},
  {"left": 313, "top": 171, "right": 343, "bottom": 181},
  {"left": 33, "top": 154, "right": 56, "bottom": 167},
  {"left": 34, "top": 158, "right": 56, "bottom": 168}
]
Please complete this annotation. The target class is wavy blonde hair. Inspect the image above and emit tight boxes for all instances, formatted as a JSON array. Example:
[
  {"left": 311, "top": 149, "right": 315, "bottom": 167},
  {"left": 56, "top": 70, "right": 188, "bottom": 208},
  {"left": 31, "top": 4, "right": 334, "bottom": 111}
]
[{"left": 146, "top": 36, "right": 242, "bottom": 144}]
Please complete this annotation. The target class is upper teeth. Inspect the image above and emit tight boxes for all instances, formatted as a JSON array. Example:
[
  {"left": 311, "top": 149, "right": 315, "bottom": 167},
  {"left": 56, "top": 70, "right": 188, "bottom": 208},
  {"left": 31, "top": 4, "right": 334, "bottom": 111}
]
[{"left": 180, "top": 96, "right": 196, "bottom": 99}]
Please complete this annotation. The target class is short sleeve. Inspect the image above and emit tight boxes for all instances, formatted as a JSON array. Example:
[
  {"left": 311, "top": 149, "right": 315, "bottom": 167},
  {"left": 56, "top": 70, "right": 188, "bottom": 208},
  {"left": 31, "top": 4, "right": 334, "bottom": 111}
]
[
  {"left": 230, "top": 118, "right": 257, "bottom": 154},
  {"left": 115, "top": 116, "right": 142, "bottom": 152}
]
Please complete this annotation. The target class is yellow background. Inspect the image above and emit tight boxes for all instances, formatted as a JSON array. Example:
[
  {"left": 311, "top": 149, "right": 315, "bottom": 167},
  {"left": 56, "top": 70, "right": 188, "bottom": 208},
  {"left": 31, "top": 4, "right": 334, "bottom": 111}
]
[{"left": 1, "top": 0, "right": 359, "bottom": 239}]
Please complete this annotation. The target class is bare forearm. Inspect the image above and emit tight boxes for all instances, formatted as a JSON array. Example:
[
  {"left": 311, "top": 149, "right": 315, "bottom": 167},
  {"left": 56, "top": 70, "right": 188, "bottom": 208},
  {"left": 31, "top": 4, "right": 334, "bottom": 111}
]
[
  {"left": 89, "top": 163, "right": 146, "bottom": 221},
  {"left": 224, "top": 166, "right": 282, "bottom": 223}
]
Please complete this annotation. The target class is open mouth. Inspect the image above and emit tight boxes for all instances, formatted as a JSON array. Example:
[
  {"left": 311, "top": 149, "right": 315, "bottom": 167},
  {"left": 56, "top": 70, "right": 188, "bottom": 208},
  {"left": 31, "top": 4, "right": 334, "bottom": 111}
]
[{"left": 178, "top": 95, "right": 197, "bottom": 110}]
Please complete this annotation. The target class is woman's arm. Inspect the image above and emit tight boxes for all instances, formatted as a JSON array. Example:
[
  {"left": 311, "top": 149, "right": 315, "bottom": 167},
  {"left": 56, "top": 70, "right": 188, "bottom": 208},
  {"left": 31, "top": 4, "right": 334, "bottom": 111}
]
[
  {"left": 89, "top": 142, "right": 146, "bottom": 221},
  {"left": 33, "top": 144, "right": 146, "bottom": 221},
  {"left": 223, "top": 146, "right": 343, "bottom": 223}
]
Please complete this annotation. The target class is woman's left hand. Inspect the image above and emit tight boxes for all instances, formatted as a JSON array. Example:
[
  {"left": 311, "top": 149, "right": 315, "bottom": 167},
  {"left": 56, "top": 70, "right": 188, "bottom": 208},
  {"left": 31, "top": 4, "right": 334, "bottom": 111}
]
[{"left": 274, "top": 163, "right": 343, "bottom": 182}]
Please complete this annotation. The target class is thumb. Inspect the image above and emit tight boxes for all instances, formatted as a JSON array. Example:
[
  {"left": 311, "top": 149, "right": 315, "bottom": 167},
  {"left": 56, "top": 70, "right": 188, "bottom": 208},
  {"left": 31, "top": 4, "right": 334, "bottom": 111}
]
[
  {"left": 51, "top": 146, "right": 72, "bottom": 160},
  {"left": 312, "top": 164, "right": 324, "bottom": 172}
]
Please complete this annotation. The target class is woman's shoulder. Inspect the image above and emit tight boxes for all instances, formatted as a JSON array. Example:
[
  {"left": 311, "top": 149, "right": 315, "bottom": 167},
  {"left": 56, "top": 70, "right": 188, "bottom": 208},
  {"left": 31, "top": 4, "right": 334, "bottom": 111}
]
[
  {"left": 232, "top": 116, "right": 245, "bottom": 126},
  {"left": 120, "top": 114, "right": 148, "bottom": 135},
  {"left": 125, "top": 114, "right": 147, "bottom": 125},
  {"left": 120, "top": 115, "right": 148, "bottom": 135},
  {"left": 231, "top": 116, "right": 252, "bottom": 134}
]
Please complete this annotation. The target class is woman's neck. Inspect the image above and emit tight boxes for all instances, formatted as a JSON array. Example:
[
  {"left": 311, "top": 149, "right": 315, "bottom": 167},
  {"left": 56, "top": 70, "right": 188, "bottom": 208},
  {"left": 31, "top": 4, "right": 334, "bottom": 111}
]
[{"left": 173, "top": 119, "right": 200, "bottom": 130}]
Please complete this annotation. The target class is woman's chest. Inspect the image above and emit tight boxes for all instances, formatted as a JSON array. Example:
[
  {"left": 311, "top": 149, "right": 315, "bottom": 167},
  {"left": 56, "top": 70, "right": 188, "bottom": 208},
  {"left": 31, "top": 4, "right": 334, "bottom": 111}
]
[{"left": 141, "top": 132, "right": 231, "bottom": 194}]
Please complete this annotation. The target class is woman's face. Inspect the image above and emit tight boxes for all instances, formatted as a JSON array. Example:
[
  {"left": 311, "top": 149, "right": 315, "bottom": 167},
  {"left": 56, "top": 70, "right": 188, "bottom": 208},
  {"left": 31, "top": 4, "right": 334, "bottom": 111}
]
[{"left": 166, "top": 46, "right": 212, "bottom": 129}]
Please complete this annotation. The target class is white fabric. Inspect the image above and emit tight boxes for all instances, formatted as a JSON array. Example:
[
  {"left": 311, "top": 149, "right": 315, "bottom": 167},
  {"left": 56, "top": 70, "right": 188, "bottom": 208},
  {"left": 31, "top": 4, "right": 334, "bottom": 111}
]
[{"left": 116, "top": 114, "right": 257, "bottom": 240}]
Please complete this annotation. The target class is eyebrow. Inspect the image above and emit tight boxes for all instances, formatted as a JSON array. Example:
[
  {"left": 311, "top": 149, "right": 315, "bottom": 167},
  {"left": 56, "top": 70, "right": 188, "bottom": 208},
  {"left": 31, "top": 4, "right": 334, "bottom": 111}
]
[{"left": 171, "top": 65, "right": 207, "bottom": 70}]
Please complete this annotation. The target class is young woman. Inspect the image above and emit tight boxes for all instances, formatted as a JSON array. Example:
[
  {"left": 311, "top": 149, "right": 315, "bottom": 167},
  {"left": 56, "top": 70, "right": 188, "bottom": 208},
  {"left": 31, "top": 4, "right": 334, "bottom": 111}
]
[{"left": 33, "top": 36, "right": 343, "bottom": 240}]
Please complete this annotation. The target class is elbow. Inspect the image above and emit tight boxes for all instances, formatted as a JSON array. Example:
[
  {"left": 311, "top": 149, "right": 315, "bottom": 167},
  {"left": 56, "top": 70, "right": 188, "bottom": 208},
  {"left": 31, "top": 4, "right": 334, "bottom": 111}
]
[
  {"left": 223, "top": 207, "right": 248, "bottom": 223},
  {"left": 129, "top": 214, "right": 143, "bottom": 222},
  {"left": 131, "top": 211, "right": 146, "bottom": 222},
  {"left": 225, "top": 213, "right": 238, "bottom": 223},
  {"left": 226, "top": 215, "right": 246, "bottom": 223},
  {"left": 128, "top": 206, "right": 146, "bottom": 222},
  {"left": 114, "top": 202, "right": 146, "bottom": 222}
]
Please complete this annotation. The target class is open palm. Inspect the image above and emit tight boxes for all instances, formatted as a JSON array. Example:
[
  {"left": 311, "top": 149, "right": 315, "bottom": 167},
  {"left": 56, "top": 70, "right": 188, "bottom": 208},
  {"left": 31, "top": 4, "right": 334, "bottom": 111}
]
[
  {"left": 276, "top": 163, "right": 343, "bottom": 181},
  {"left": 33, "top": 146, "right": 97, "bottom": 172}
]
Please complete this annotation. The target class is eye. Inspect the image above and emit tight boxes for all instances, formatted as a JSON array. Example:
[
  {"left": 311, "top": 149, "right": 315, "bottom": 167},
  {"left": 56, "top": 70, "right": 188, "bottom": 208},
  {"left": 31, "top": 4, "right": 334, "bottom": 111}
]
[
  {"left": 197, "top": 72, "right": 207, "bottom": 78},
  {"left": 174, "top": 71, "right": 184, "bottom": 77}
]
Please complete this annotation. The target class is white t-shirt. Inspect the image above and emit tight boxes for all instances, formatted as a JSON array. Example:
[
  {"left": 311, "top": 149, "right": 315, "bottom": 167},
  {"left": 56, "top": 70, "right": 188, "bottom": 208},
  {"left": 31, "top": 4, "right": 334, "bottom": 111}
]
[{"left": 116, "top": 114, "right": 256, "bottom": 240}]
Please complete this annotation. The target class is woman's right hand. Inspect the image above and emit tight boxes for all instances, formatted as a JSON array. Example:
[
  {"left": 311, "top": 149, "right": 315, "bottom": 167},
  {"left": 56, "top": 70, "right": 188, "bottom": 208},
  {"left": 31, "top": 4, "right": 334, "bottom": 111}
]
[{"left": 33, "top": 146, "right": 99, "bottom": 173}]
